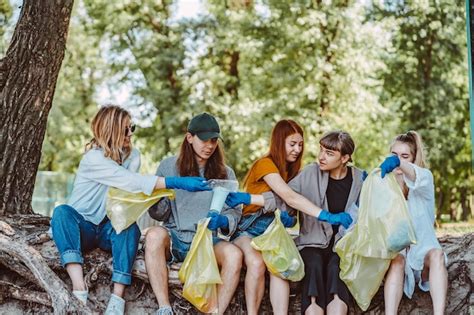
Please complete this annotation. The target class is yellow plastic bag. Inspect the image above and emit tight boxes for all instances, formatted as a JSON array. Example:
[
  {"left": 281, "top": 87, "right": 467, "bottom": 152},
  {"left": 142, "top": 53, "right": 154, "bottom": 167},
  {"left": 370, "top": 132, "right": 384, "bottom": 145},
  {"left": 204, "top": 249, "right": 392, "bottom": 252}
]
[
  {"left": 106, "top": 188, "right": 174, "bottom": 234},
  {"left": 178, "top": 218, "right": 222, "bottom": 313},
  {"left": 251, "top": 210, "right": 305, "bottom": 281},
  {"left": 335, "top": 169, "right": 416, "bottom": 311}
]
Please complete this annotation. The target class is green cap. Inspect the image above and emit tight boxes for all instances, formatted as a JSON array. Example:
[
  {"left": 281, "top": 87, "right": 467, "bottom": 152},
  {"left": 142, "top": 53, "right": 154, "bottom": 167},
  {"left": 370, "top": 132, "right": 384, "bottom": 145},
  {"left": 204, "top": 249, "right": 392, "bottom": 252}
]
[{"left": 187, "top": 113, "right": 223, "bottom": 141}]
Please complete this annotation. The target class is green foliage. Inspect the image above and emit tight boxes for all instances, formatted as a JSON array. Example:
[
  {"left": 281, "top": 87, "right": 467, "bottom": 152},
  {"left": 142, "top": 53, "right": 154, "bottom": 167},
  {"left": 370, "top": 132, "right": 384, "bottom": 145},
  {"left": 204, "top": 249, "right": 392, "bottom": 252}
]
[
  {"left": 18, "top": 0, "right": 469, "bottom": 220},
  {"left": 372, "top": 0, "right": 471, "bottom": 217},
  {"left": 0, "top": 0, "right": 13, "bottom": 54}
]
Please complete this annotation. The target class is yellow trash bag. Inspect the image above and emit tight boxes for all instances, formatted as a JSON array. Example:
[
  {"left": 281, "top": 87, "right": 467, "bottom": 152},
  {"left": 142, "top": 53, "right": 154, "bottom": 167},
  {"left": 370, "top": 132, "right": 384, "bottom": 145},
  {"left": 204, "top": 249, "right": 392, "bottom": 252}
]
[
  {"left": 178, "top": 218, "right": 222, "bottom": 314},
  {"left": 106, "top": 188, "right": 174, "bottom": 234},
  {"left": 335, "top": 169, "right": 416, "bottom": 311},
  {"left": 251, "top": 209, "right": 305, "bottom": 281}
]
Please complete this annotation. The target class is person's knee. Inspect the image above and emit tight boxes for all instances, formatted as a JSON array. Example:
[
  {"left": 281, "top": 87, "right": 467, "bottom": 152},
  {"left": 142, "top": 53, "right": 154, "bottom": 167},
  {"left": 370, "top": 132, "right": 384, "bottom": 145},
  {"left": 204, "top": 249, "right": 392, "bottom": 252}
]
[
  {"left": 390, "top": 254, "right": 405, "bottom": 271},
  {"left": 51, "top": 204, "right": 76, "bottom": 223},
  {"left": 245, "top": 255, "right": 266, "bottom": 278},
  {"left": 428, "top": 249, "right": 444, "bottom": 266},
  {"left": 145, "top": 227, "right": 169, "bottom": 252},
  {"left": 219, "top": 244, "right": 243, "bottom": 272}
]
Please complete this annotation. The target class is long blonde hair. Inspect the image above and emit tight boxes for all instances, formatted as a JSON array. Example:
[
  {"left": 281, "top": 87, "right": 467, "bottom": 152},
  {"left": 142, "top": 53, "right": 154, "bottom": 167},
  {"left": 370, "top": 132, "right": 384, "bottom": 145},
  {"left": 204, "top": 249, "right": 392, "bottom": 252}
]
[
  {"left": 391, "top": 130, "right": 427, "bottom": 168},
  {"left": 85, "top": 105, "right": 132, "bottom": 164}
]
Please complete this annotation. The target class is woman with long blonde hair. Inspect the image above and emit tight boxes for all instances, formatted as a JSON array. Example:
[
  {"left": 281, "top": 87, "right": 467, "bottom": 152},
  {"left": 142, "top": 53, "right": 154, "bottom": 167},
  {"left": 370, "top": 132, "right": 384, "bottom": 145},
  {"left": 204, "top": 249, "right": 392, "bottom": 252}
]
[
  {"left": 380, "top": 131, "right": 447, "bottom": 315},
  {"left": 50, "top": 105, "right": 209, "bottom": 314}
]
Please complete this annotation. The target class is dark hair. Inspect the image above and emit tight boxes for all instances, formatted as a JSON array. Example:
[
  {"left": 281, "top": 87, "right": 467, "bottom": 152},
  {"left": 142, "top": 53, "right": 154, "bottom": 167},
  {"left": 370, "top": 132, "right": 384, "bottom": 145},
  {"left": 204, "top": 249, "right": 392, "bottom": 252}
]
[
  {"left": 244, "top": 119, "right": 304, "bottom": 187},
  {"left": 319, "top": 131, "right": 355, "bottom": 163},
  {"left": 391, "top": 130, "right": 426, "bottom": 167},
  {"left": 177, "top": 136, "right": 228, "bottom": 179}
]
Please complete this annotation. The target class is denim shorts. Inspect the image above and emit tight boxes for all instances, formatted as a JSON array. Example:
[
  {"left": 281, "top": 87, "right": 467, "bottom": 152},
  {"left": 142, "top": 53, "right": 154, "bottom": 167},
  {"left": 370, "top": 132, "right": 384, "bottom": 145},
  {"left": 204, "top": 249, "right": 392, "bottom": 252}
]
[
  {"left": 232, "top": 211, "right": 275, "bottom": 240},
  {"left": 168, "top": 229, "right": 222, "bottom": 263}
]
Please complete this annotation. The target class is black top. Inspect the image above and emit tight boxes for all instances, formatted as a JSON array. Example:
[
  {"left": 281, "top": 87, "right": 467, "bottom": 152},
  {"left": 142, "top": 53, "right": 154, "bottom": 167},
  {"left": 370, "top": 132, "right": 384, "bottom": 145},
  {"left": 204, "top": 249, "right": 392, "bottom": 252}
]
[{"left": 326, "top": 168, "right": 353, "bottom": 234}]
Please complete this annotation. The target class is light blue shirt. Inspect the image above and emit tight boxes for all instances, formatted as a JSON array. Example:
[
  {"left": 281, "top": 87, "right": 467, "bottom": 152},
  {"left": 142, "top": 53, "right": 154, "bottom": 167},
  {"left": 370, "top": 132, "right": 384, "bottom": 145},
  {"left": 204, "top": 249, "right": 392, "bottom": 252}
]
[
  {"left": 402, "top": 163, "right": 445, "bottom": 298},
  {"left": 67, "top": 148, "right": 157, "bottom": 225}
]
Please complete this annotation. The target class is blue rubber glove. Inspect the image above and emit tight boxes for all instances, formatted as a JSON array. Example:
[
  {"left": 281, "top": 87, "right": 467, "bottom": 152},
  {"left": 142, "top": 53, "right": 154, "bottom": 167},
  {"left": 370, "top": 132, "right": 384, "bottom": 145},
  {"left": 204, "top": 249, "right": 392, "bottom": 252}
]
[
  {"left": 362, "top": 170, "right": 368, "bottom": 181},
  {"left": 280, "top": 211, "right": 297, "bottom": 228},
  {"left": 317, "top": 210, "right": 353, "bottom": 229},
  {"left": 165, "top": 176, "right": 211, "bottom": 192},
  {"left": 380, "top": 155, "right": 400, "bottom": 178},
  {"left": 207, "top": 211, "right": 229, "bottom": 231},
  {"left": 225, "top": 192, "right": 251, "bottom": 207}
]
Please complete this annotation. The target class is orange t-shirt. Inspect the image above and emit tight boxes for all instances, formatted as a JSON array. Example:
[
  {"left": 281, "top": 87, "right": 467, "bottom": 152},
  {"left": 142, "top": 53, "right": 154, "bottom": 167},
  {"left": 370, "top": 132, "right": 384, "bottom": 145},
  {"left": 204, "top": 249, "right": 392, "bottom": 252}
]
[{"left": 243, "top": 157, "right": 287, "bottom": 215}]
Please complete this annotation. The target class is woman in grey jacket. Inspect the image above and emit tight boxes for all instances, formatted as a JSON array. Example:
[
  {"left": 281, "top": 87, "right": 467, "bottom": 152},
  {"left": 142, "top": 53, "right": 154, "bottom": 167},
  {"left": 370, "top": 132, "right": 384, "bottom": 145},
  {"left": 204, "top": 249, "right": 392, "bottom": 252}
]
[
  {"left": 144, "top": 113, "right": 243, "bottom": 315},
  {"left": 287, "top": 131, "right": 364, "bottom": 315}
]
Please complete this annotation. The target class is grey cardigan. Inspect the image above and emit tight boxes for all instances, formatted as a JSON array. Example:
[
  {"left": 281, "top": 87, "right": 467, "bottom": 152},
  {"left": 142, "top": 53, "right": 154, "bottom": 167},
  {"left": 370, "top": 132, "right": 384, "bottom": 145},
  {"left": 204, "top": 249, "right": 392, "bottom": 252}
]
[
  {"left": 148, "top": 156, "right": 242, "bottom": 243},
  {"left": 281, "top": 163, "right": 364, "bottom": 250}
]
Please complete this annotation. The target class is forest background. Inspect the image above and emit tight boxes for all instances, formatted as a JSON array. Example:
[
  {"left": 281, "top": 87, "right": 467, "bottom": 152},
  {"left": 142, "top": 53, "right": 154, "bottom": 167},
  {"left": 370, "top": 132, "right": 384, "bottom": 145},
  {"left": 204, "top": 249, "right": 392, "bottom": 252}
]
[{"left": 1, "top": 0, "right": 472, "bottom": 224}]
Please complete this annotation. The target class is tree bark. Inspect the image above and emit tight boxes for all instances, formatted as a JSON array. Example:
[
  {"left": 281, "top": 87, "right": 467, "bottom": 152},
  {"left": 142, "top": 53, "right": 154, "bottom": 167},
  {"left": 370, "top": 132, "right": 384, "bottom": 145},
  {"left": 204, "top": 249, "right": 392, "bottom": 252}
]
[
  {"left": 0, "top": 215, "right": 472, "bottom": 314},
  {"left": 0, "top": 0, "right": 74, "bottom": 216}
]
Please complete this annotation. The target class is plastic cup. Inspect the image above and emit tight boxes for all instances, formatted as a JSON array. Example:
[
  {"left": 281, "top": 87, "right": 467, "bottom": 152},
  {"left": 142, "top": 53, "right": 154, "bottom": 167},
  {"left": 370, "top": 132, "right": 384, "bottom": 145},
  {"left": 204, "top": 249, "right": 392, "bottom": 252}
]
[
  {"left": 209, "top": 186, "right": 231, "bottom": 213},
  {"left": 208, "top": 179, "right": 239, "bottom": 213}
]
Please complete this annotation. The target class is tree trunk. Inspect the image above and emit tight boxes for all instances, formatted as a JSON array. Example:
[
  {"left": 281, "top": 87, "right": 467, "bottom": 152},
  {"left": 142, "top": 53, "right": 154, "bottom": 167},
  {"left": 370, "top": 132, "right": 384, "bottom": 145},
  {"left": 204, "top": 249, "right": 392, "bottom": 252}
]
[
  {"left": 0, "top": 0, "right": 74, "bottom": 216},
  {"left": 460, "top": 187, "right": 471, "bottom": 221},
  {"left": 0, "top": 215, "right": 472, "bottom": 314}
]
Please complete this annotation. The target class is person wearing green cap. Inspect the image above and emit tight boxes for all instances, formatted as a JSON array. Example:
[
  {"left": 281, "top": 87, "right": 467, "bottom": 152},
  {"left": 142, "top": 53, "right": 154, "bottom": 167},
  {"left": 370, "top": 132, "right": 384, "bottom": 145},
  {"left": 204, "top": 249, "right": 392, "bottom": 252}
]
[{"left": 145, "top": 113, "right": 243, "bottom": 315}]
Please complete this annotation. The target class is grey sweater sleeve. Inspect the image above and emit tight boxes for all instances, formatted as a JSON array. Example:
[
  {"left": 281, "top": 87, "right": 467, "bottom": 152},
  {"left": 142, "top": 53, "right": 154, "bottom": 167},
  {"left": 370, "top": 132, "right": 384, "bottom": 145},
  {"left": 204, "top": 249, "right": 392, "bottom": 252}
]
[
  {"left": 261, "top": 191, "right": 284, "bottom": 213},
  {"left": 219, "top": 167, "right": 242, "bottom": 238}
]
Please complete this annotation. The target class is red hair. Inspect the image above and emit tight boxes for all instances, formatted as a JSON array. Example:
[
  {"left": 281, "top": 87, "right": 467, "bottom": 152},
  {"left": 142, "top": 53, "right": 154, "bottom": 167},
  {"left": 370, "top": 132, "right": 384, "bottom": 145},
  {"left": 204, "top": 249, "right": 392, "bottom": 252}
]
[{"left": 244, "top": 119, "right": 304, "bottom": 186}]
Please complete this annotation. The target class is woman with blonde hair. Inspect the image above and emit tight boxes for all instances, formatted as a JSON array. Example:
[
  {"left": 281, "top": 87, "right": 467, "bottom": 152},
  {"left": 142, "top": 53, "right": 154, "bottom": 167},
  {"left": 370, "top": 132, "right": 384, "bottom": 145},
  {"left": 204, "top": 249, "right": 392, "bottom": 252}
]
[
  {"left": 50, "top": 105, "right": 209, "bottom": 314},
  {"left": 380, "top": 131, "right": 447, "bottom": 315}
]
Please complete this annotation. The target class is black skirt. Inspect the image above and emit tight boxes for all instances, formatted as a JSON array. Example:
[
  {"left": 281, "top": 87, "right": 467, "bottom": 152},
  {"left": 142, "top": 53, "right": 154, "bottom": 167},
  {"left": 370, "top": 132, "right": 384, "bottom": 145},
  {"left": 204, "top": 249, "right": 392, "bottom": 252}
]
[{"left": 299, "top": 244, "right": 352, "bottom": 313}]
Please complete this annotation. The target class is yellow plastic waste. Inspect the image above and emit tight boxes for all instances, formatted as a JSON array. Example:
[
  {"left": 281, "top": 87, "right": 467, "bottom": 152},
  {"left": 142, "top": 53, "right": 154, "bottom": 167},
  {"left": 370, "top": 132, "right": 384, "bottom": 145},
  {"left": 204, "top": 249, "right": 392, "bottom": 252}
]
[
  {"left": 251, "top": 209, "right": 305, "bottom": 282},
  {"left": 178, "top": 218, "right": 222, "bottom": 314},
  {"left": 335, "top": 169, "right": 416, "bottom": 311},
  {"left": 106, "top": 188, "right": 175, "bottom": 234}
]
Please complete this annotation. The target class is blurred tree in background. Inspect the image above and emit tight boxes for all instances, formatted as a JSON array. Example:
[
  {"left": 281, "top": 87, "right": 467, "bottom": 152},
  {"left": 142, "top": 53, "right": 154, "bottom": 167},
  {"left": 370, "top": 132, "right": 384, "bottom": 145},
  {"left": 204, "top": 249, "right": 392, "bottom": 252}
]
[
  {"left": 2, "top": 0, "right": 469, "bottom": 220},
  {"left": 371, "top": 0, "right": 471, "bottom": 220}
]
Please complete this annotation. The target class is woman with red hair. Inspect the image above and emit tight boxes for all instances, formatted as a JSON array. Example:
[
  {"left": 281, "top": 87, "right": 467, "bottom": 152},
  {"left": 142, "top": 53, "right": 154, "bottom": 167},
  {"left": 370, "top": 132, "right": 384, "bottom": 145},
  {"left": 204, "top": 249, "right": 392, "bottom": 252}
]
[{"left": 226, "top": 121, "right": 353, "bottom": 314}]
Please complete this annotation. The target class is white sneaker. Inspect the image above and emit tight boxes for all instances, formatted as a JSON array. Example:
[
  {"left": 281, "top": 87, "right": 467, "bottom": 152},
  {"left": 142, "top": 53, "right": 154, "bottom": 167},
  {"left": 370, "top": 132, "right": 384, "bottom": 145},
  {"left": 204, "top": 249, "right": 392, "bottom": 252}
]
[
  {"left": 104, "top": 294, "right": 125, "bottom": 315},
  {"left": 156, "top": 306, "right": 173, "bottom": 315}
]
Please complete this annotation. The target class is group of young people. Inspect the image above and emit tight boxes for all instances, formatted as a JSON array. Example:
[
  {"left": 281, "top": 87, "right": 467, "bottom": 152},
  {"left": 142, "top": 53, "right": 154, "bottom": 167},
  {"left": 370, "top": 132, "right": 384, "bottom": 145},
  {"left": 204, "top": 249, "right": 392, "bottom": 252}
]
[{"left": 50, "top": 105, "right": 447, "bottom": 315}]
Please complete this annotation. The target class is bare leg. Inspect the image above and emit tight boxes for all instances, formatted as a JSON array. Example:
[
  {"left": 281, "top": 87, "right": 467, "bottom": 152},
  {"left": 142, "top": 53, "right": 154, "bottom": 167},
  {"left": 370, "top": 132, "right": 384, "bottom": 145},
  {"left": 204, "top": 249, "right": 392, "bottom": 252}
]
[
  {"left": 305, "top": 297, "right": 324, "bottom": 315},
  {"left": 112, "top": 283, "right": 126, "bottom": 297},
  {"left": 326, "top": 294, "right": 347, "bottom": 315},
  {"left": 422, "top": 249, "right": 447, "bottom": 315},
  {"left": 66, "top": 263, "right": 86, "bottom": 291},
  {"left": 269, "top": 273, "right": 289, "bottom": 315},
  {"left": 145, "top": 226, "right": 172, "bottom": 308},
  {"left": 214, "top": 241, "right": 243, "bottom": 315},
  {"left": 233, "top": 236, "right": 266, "bottom": 315},
  {"left": 384, "top": 254, "right": 405, "bottom": 315}
]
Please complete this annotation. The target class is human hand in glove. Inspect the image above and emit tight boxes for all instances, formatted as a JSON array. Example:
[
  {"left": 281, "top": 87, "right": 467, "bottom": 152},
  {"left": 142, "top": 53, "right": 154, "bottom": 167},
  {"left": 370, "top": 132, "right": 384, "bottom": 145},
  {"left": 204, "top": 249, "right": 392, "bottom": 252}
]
[
  {"left": 317, "top": 210, "right": 353, "bottom": 229},
  {"left": 165, "top": 176, "right": 211, "bottom": 192},
  {"left": 280, "top": 211, "right": 297, "bottom": 228},
  {"left": 379, "top": 155, "right": 400, "bottom": 178},
  {"left": 207, "top": 211, "right": 229, "bottom": 231},
  {"left": 225, "top": 192, "right": 251, "bottom": 207}
]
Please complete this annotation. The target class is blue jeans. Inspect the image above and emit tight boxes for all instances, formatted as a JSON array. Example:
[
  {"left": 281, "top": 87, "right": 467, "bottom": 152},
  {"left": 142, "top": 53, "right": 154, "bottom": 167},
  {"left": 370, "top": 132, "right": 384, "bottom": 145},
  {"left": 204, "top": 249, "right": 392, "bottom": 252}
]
[
  {"left": 168, "top": 229, "right": 222, "bottom": 263},
  {"left": 50, "top": 204, "right": 141, "bottom": 285},
  {"left": 232, "top": 212, "right": 275, "bottom": 240}
]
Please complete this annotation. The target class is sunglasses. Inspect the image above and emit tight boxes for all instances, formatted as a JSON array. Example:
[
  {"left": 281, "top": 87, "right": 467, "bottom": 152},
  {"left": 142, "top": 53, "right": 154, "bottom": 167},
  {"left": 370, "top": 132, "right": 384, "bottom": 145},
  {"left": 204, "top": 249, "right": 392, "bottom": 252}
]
[{"left": 125, "top": 124, "right": 136, "bottom": 135}]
